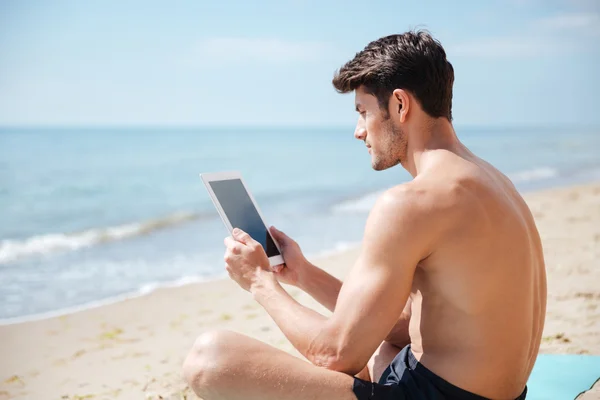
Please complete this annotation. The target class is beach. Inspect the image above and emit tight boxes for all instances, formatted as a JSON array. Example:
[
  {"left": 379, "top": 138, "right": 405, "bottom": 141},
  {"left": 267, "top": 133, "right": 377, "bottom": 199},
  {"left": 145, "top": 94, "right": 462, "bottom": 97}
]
[{"left": 1, "top": 182, "right": 599, "bottom": 400}]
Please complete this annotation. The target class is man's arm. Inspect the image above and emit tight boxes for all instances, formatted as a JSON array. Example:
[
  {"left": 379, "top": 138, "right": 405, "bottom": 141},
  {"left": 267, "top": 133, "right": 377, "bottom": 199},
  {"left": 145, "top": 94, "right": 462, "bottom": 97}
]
[
  {"left": 252, "top": 187, "right": 441, "bottom": 374},
  {"left": 297, "top": 264, "right": 412, "bottom": 348},
  {"left": 384, "top": 297, "right": 412, "bottom": 348},
  {"left": 268, "top": 227, "right": 343, "bottom": 312},
  {"left": 270, "top": 223, "right": 412, "bottom": 337},
  {"left": 296, "top": 265, "right": 342, "bottom": 312}
]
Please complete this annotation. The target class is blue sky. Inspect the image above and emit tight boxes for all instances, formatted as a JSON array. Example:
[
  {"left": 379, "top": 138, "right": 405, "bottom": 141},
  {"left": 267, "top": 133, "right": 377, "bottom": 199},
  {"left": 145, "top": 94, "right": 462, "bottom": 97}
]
[{"left": 1, "top": 0, "right": 599, "bottom": 127}]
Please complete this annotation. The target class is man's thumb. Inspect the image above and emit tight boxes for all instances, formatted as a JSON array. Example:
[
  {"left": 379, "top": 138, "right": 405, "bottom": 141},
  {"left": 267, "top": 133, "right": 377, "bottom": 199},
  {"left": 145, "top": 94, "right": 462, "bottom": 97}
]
[{"left": 270, "top": 226, "right": 287, "bottom": 243}]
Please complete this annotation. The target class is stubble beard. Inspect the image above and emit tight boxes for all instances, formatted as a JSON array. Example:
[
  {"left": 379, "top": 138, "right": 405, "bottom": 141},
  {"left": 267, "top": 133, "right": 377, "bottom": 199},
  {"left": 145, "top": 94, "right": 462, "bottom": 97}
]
[{"left": 371, "top": 120, "right": 407, "bottom": 171}]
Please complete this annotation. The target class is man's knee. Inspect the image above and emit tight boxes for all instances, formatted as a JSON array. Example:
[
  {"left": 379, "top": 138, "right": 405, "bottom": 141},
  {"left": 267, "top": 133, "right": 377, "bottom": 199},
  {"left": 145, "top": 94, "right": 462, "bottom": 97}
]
[
  {"left": 367, "top": 341, "right": 403, "bottom": 383},
  {"left": 182, "top": 330, "right": 237, "bottom": 394},
  {"left": 379, "top": 341, "right": 402, "bottom": 356}
]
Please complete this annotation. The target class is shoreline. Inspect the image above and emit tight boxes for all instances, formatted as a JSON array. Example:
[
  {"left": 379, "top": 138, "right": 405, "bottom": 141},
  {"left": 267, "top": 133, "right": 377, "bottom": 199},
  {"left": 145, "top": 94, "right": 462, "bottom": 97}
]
[
  {"left": 0, "top": 275, "right": 225, "bottom": 327},
  {"left": 0, "top": 241, "right": 362, "bottom": 327},
  {"left": 1, "top": 177, "right": 597, "bottom": 326},
  {"left": 1, "top": 168, "right": 596, "bottom": 264},
  {"left": 1, "top": 182, "right": 599, "bottom": 399}
]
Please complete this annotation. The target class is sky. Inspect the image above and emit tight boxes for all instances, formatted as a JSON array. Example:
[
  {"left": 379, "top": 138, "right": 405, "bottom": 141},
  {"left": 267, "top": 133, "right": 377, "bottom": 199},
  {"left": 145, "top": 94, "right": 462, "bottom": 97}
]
[{"left": 1, "top": 0, "right": 599, "bottom": 127}]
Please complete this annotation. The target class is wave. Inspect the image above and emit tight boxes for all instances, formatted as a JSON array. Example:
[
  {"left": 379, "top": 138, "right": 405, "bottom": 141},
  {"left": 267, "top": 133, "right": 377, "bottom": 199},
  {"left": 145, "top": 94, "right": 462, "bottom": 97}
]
[
  {"left": 307, "top": 240, "right": 360, "bottom": 259},
  {"left": 332, "top": 166, "right": 560, "bottom": 214},
  {"left": 0, "top": 274, "right": 224, "bottom": 326},
  {"left": 0, "top": 240, "right": 364, "bottom": 325},
  {"left": 136, "top": 275, "right": 211, "bottom": 295},
  {"left": 508, "top": 167, "right": 558, "bottom": 183},
  {"left": 331, "top": 190, "right": 385, "bottom": 214},
  {"left": 0, "top": 211, "right": 209, "bottom": 265}
]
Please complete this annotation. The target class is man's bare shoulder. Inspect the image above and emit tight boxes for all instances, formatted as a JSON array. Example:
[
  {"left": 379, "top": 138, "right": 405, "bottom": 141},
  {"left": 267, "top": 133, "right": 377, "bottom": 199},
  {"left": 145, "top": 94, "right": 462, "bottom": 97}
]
[
  {"left": 376, "top": 178, "right": 473, "bottom": 222},
  {"left": 361, "top": 183, "right": 439, "bottom": 266},
  {"left": 373, "top": 182, "right": 427, "bottom": 222},
  {"left": 369, "top": 179, "right": 468, "bottom": 245}
]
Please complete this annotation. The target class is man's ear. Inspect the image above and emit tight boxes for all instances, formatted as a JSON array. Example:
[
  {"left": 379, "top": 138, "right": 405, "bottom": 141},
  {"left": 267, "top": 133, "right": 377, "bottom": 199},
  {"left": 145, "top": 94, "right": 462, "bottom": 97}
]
[{"left": 392, "top": 89, "right": 410, "bottom": 123}]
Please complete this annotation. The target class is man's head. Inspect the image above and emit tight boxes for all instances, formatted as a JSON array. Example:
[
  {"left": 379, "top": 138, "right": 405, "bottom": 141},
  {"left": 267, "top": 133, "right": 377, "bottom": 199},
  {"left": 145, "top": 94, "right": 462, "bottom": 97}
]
[{"left": 332, "top": 30, "right": 454, "bottom": 171}]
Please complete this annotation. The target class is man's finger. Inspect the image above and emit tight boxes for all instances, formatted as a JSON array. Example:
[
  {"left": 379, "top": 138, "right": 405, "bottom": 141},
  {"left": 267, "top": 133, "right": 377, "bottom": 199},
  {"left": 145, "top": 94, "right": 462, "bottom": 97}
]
[
  {"left": 272, "top": 264, "right": 284, "bottom": 272},
  {"left": 269, "top": 226, "right": 284, "bottom": 246},
  {"left": 232, "top": 228, "right": 253, "bottom": 245},
  {"left": 224, "top": 236, "right": 240, "bottom": 250},
  {"left": 270, "top": 226, "right": 294, "bottom": 249},
  {"left": 225, "top": 264, "right": 236, "bottom": 279},
  {"left": 224, "top": 236, "right": 243, "bottom": 254}
]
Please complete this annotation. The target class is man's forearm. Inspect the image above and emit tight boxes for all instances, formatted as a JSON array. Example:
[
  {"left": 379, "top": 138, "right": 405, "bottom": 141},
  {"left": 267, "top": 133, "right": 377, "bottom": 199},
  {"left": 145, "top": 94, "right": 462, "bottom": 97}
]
[
  {"left": 297, "top": 264, "right": 343, "bottom": 312},
  {"left": 251, "top": 276, "right": 335, "bottom": 362},
  {"left": 297, "top": 264, "right": 412, "bottom": 348}
]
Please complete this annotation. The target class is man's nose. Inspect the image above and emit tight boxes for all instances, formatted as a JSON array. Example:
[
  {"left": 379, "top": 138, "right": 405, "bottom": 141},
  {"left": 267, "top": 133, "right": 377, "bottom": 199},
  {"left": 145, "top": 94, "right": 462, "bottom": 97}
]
[{"left": 354, "top": 123, "right": 366, "bottom": 141}]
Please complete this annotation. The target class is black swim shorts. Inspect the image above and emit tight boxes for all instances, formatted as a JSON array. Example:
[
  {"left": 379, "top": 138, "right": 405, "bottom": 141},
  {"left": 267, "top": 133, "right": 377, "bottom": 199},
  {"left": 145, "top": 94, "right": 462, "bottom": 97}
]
[{"left": 352, "top": 345, "right": 527, "bottom": 400}]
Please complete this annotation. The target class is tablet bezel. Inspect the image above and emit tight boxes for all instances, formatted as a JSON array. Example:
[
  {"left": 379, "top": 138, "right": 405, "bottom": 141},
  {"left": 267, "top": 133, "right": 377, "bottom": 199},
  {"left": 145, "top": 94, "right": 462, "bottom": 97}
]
[{"left": 200, "top": 171, "right": 285, "bottom": 267}]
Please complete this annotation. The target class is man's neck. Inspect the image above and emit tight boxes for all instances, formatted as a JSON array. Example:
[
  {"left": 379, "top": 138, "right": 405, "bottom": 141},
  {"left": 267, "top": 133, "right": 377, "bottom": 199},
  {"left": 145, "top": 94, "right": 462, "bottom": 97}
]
[{"left": 402, "top": 118, "right": 459, "bottom": 178}]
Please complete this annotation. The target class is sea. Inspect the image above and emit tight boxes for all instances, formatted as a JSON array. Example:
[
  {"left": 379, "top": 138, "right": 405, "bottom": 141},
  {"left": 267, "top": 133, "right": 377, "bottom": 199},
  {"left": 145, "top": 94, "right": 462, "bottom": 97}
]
[{"left": 1, "top": 126, "right": 599, "bottom": 323}]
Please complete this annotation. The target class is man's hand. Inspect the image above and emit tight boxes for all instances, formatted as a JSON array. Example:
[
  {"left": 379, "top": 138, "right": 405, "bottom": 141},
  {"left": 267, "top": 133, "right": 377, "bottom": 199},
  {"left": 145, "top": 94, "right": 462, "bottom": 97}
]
[
  {"left": 224, "top": 228, "right": 278, "bottom": 292},
  {"left": 269, "top": 226, "right": 315, "bottom": 287}
]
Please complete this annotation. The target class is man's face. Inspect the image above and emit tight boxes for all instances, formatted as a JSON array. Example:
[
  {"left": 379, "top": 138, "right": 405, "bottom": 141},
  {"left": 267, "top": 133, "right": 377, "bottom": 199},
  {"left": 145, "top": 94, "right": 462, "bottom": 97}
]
[{"left": 354, "top": 87, "right": 407, "bottom": 171}]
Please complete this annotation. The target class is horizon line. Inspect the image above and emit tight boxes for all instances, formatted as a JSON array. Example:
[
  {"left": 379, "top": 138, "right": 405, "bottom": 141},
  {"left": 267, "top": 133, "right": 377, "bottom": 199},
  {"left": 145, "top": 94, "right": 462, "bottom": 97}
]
[{"left": 1, "top": 123, "right": 599, "bottom": 130}]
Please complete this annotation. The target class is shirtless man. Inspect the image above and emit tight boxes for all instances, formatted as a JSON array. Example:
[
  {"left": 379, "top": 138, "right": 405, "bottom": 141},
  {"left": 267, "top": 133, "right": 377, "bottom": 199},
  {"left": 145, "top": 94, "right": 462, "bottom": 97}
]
[{"left": 182, "top": 30, "right": 547, "bottom": 400}]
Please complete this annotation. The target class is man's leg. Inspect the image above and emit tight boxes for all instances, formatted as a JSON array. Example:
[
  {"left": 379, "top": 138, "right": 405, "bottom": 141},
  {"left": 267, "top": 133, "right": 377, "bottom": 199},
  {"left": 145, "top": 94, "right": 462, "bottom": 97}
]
[
  {"left": 356, "top": 297, "right": 411, "bottom": 382},
  {"left": 182, "top": 330, "right": 357, "bottom": 400},
  {"left": 356, "top": 341, "right": 404, "bottom": 383}
]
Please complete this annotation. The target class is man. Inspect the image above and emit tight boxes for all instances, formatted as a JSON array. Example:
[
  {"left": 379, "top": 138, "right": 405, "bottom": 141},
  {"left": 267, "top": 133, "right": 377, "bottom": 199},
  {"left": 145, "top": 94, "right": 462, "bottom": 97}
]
[{"left": 182, "top": 30, "right": 547, "bottom": 400}]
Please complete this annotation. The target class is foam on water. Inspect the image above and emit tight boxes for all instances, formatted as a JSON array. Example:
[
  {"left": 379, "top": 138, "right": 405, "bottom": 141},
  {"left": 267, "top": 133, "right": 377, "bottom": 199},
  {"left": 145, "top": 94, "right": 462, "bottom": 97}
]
[
  {"left": 1, "top": 127, "right": 598, "bottom": 320},
  {"left": 0, "top": 273, "right": 223, "bottom": 326},
  {"left": 0, "top": 211, "right": 209, "bottom": 264},
  {"left": 508, "top": 167, "right": 558, "bottom": 183},
  {"left": 332, "top": 166, "right": 560, "bottom": 214}
]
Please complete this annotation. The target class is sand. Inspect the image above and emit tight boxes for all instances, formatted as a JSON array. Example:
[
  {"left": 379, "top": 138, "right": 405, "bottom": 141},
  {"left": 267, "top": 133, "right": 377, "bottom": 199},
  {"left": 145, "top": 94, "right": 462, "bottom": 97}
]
[{"left": 1, "top": 183, "right": 599, "bottom": 400}]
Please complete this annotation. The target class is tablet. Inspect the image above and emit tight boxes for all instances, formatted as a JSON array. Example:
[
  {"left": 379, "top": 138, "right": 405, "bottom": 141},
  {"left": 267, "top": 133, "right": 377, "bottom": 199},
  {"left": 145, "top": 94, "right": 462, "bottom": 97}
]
[{"left": 200, "top": 171, "right": 285, "bottom": 267}]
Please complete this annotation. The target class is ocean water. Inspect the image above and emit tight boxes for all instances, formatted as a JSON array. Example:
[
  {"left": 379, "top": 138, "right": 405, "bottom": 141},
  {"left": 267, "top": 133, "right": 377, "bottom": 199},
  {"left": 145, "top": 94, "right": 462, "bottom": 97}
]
[{"left": 1, "top": 126, "right": 599, "bottom": 322}]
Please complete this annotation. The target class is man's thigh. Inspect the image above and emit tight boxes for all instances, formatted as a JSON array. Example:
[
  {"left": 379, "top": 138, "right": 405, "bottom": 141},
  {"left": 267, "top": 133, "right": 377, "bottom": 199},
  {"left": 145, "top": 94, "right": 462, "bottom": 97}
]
[
  {"left": 183, "top": 330, "right": 358, "bottom": 400},
  {"left": 357, "top": 341, "right": 404, "bottom": 383}
]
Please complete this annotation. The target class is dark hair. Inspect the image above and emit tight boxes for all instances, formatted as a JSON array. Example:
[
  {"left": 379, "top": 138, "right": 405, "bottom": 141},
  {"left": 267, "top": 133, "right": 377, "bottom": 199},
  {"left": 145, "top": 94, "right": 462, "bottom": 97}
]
[{"left": 332, "top": 30, "right": 454, "bottom": 121}]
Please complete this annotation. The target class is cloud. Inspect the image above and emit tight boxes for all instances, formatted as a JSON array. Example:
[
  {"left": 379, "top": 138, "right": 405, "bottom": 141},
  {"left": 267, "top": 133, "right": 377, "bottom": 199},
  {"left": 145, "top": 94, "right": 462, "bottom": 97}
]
[
  {"left": 567, "top": 0, "right": 600, "bottom": 12},
  {"left": 533, "top": 12, "right": 600, "bottom": 35},
  {"left": 449, "top": 12, "right": 600, "bottom": 58},
  {"left": 189, "top": 37, "right": 329, "bottom": 66},
  {"left": 509, "top": 0, "right": 600, "bottom": 12},
  {"left": 450, "top": 36, "right": 563, "bottom": 58}
]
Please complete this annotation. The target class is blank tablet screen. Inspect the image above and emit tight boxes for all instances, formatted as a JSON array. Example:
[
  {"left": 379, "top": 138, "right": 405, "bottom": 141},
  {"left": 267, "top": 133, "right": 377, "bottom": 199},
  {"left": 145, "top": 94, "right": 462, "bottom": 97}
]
[{"left": 209, "top": 179, "right": 281, "bottom": 257}]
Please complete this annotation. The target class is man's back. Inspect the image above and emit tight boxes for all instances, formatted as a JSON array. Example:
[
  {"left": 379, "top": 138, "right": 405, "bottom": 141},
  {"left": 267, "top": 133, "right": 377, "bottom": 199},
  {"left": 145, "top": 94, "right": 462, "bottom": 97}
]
[{"left": 406, "top": 147, "right": 547, "bottom": 399}]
